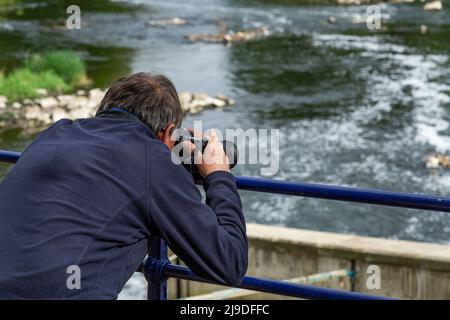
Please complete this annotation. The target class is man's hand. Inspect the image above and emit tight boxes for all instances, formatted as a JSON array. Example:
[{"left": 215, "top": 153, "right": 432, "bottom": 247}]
[{"left": 189, "top": 129, "right": 230, "bottom": 178}]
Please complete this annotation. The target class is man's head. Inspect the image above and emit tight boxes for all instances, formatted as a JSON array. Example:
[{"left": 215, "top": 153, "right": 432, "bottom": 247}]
[{"left": 96, "top": 72, "right": 183, "bottom": 149}]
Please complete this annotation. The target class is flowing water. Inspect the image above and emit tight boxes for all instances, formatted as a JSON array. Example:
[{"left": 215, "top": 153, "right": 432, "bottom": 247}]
[{"left": 0, "top": 0, "right": 450, "bottom": 298}]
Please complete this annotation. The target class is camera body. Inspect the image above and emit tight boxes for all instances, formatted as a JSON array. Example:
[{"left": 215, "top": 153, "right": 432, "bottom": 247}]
[{"left": 173, "top": 129, "right": 238, "bottom": 179}]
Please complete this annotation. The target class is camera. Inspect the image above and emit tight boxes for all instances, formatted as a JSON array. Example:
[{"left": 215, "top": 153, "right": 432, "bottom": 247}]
[{"left": 173, "top": 129, "right": 238, "bottom": 179}]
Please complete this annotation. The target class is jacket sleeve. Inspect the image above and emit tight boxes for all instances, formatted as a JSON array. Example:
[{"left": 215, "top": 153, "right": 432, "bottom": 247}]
[{"left": 145, "top": 143, "right": 248, "bottom": 286}]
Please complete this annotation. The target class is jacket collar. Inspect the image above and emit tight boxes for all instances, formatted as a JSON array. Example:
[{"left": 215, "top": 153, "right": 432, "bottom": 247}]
[{"left": 95, "top": 107, "right": 156, "bottom": 139}]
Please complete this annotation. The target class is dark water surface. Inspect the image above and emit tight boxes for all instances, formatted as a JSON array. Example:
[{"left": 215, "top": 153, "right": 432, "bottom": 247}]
[{"left": 1, "top": 0, "right": 450, "bottom": 246}]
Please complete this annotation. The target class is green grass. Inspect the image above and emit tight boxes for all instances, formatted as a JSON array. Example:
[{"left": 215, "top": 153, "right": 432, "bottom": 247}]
[
  {"left": 0, "top": 69, "right": 69, "bottom": 101},
  {"left": 0, "top": 50, "right": 87, "bottom": 102},
  {"left": 25, "top": 51, "right": 86, "bottom": 85}
]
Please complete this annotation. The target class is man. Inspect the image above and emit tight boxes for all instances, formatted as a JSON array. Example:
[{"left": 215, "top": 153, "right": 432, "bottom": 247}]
[{"left": 0, "top": 73, "right": 248, "bottom": 299}]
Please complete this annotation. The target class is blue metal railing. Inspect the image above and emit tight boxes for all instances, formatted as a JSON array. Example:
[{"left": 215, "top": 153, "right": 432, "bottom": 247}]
[
  {"left": 3, "top": 149, "right": 449, "bottom": 299},
  {"left": 0, "top": 150, "right": 21, "bottom": 164},
  {"left": 153, "top": 261, "right": 386, "bottom": 300}
]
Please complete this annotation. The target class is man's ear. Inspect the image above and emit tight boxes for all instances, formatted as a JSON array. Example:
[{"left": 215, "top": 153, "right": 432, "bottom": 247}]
[{"left": 157, "top": 123, "right": 176, "bottom": 150}]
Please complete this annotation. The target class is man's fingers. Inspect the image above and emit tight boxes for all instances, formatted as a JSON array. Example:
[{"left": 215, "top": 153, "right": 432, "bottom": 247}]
[
  {"left": 203, "top": 129, "right": 229, "bottom": 165},
  {"left": 186, "top": 128, "right": 203, "bottom": 139},
  {"left": 205, "top": 129, "right": 218, "bottom": 144},
  {"left": 193, "top": 128, "right": 231, "bottom": 176},
  {"left": 181, "top": 141, "right": 196, "bottom": 154},
  {"left": 204, "top": 130, "right": 218, "bottom": 157}
]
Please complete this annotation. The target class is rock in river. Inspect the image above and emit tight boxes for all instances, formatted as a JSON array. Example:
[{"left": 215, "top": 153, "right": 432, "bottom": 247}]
[
  {"left": 186, "top": 27, "right": 268, "bottom": 45},
  {"left": 425, "top": 153, "right": 450, "bottom": 169},
  {"left": 148, "top": 17, "right": 187, "bottom": 27},
  {"left": 423, "top": 1, "right": 443, "bottom": 11},
  {"left": 179, "top": 92, "right": 234, "bottom": 114}
]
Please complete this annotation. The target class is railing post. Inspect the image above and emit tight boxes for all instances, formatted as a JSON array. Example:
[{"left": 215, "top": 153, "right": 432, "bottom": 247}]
[
  {"left": 144, "top": 236, "right": 169, "bottom": 300},
  {"left": 350, "top": 259, "right": 356, "bottom": 292}
]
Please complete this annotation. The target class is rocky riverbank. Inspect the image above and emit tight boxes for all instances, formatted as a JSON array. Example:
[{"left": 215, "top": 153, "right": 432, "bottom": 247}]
[{"left": 0, "top": 89, "right": 234, "bottom": 134}]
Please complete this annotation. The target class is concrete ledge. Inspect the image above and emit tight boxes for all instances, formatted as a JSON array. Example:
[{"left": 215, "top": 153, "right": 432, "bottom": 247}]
[
  {"left": 173, "top": 223, "right": 450, "bottom": 299},
  {"left": 247, "top": 224, "right": 450, "bottom": 271}
]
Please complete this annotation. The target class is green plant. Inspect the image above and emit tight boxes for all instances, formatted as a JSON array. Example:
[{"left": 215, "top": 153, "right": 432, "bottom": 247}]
[
  {"left": 0, "top": 68, "right": 69, "bottom": 101},
  {"left": 25, "top": 50, "right": 86, "bottom": 85},
  {"left": 0, "top": 0, "right": 23, "bottom": 20}
]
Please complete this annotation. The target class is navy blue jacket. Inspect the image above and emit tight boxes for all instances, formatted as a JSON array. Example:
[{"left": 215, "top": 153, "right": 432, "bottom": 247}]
[{"left": 0, "top": 111, "right": 247, "bottom": 299}]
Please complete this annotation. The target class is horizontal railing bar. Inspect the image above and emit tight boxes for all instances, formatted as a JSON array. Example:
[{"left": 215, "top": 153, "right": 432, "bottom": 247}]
[
  {"left": 182, "top": 269, "right": 354, "bottom": 300},
  {"left": 164, "top": 264, "right": 391, "bottom": 300},
  {"left": 2, "top": 149, "right": 449, "bottom": 213},
  {"left": 0, "top": 150, "right": 22, "bottom": 164},
  {"left": 232, "top": 176, "right": 450, "bottom": 213}
]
